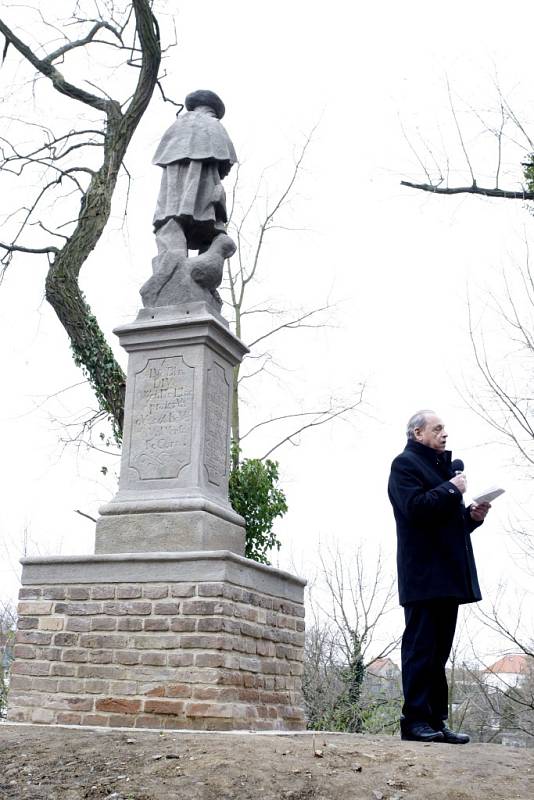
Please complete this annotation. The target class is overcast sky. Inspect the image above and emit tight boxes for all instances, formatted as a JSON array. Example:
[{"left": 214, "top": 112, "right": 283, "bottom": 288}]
[{"left": 1, "top": 0, "right": 534, "bottom": 661}]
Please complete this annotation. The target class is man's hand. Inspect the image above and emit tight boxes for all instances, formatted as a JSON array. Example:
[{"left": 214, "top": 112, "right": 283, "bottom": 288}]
[
  {"left": 449, "top": 473, "right": 467, "bottom": 494},
  {"left": 470, "top": 501, "right": 491, "bottom": 522}
]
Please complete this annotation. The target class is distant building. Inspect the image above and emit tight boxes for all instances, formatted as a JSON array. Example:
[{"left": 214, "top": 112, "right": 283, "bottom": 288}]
[
  {"left": 367, "top": 657, "right": 400, "bottom": 680},
  {"left": 483, "top": 654, "right": 532, "bottom": 691}
]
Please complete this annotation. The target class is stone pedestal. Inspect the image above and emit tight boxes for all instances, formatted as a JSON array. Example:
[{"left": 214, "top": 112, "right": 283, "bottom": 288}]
[
  {"left": 7, "top": 302, "right": 308, "bottom": 731},
  {"left": 96, "top": 303, "right": 248, "bottom": 555},
  {"left": 7, "top": 552, "right": 306, "bottom": 731}
]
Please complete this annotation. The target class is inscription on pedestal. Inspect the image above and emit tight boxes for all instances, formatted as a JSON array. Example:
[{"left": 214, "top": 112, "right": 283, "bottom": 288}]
[
  {"left": 204, "top": 362, "right": 230, "bottom": 486},
  {"left": 129, "top": 356, "right": 194, "bottom": 479}
]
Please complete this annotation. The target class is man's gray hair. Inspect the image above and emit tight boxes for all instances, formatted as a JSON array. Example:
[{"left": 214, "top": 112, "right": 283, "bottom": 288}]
[{"left": 406, "top": 410, "right": 435, "bottom": 440}]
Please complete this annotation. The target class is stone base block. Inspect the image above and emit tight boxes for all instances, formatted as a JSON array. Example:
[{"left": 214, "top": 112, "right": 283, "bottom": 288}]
[
  {"left": 7, "top": 552, "right": 306, "bottom": 731},
  {"left": 95, "top": 511, "right": 245, "bottom": 556}
]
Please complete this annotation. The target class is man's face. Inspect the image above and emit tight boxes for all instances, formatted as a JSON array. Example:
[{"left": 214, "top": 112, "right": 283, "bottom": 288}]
[{"left": 414, "top": 414, "right": 448, "bottom": 451}]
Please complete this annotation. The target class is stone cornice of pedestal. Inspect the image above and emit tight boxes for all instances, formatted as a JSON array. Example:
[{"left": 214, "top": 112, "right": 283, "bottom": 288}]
[
  {"left": 19, "top": 550, "right": 306, "bottom": 602},
  {"left": 98, "top": 494, "right": 245, "bottom": 525},
  {"left": 114, "top": 306, "right": 248, "bottom": 365}
]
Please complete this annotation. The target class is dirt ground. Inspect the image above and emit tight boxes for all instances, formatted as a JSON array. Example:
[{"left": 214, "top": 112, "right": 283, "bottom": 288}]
[{"left": 1, "top": 723, "right": 533, "bottom": 800}]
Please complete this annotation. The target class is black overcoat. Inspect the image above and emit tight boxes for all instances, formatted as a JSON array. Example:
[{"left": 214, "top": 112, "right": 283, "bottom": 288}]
[{"left": 388, "top": 439, "right": 483, "bottom": 606}]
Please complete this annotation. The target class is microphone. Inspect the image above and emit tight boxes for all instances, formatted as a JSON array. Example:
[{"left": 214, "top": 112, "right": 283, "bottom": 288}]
[{"left": 451, "top": 458, "right": 464, "bottom": 475}]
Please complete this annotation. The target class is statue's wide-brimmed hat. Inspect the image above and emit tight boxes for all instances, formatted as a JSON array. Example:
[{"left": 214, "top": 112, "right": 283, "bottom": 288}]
[{"left": 185, "top": 89, "right": 226, "bottom": 119}]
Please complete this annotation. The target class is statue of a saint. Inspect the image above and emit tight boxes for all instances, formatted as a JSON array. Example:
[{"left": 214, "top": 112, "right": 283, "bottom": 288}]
[{"left": 141, "top": 90, "right": 238, "bottom": 310}]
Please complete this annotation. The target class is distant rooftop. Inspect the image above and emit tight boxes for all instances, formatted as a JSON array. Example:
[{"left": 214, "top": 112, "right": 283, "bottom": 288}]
[{"left": 485, "top": 654, "right": 531, "bottom": 674}]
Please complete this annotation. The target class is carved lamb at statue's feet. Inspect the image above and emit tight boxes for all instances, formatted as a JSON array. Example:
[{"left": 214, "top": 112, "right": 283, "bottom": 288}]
[
  {"left": 140, "top": 233, "right": 237, "bottom": 310},
  {"left": 190, "top": 234, "right": 236, "bottom": 290}
]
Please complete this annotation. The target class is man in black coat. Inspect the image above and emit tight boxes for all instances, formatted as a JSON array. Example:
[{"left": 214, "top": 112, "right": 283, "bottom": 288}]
[{"left": 388, "top": 410, "right": 491, "bottom": 744}]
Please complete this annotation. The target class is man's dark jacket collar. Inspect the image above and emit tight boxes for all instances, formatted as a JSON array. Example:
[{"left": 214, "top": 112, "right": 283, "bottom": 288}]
[{"left": 405, "top": 438, "right": 452, "bottom": 468}]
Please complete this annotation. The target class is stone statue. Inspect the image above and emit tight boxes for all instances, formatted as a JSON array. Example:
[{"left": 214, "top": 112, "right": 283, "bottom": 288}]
[{"left": 140, "top": 90, "right": 238, "bottom": 312}]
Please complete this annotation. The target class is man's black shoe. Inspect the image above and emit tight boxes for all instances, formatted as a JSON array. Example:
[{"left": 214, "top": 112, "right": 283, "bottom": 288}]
[
  {"left": 436, "top": 726, "right": 470, "bottom": 744},
  {"left": 400, "top": 721, "right": 445, "bottom": 742}
]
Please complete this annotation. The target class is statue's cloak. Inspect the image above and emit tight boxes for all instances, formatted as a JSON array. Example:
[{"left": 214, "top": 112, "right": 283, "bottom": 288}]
[{"left": 152, "top": 110, "right": 237, "bottom": 178}]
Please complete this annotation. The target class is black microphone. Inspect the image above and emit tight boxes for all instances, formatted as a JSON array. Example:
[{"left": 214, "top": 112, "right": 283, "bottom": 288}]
[{"left": 451, "top": 458, "right": 464, "bottom": 475}]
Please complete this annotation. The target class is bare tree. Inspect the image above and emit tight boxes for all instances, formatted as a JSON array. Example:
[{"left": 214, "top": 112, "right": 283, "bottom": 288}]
[
  {"left": 303, "top": 544, "right": 401, "bottom": 731},
  {"left": 223, "top": 132, "right": 364, "bottom": 468},
  {"left": 0, "top": 1, "right": 165, "bottom": 438},
  {"left": 401, "top": 81, "right": 534, "bottom": 201},
  {"left": 0, "top": 601, "right": 16, "bottom": 718}
]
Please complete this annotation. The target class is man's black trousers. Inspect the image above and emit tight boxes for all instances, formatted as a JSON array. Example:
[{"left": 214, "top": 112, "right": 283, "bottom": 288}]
[{"left": 401, "top": 599, "right": 459, "bottom": 725}]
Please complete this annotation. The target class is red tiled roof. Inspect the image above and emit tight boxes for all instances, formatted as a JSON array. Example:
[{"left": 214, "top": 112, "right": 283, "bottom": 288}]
[{"left": 485, "top": 654, "right": 530, "bottom": 674}]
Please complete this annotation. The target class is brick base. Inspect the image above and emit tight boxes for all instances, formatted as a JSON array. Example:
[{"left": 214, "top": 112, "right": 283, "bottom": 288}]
[{"left": 7, "top": 561, "right": 306, "bottom": 731}]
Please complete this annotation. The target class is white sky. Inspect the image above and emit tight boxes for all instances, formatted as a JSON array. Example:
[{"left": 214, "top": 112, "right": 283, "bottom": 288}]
[{"left": 1, "top": 0, "right": 534, "bottom": 662}]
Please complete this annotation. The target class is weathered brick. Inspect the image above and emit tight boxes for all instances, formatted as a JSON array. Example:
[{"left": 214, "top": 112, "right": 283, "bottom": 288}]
[
  {"left": 58, "top": 678, "right": 84, "bottom": 694},
  {"left": 144, "top": 699, "right": 185, "bottom": 715},
  {"left": 14, "top": 644, "right": 36, "bottom": 659},
  {"left": 197, "top": 583, "right": 225, "bottom": 598},
  {"left": 114, "top": 650, "right": 139, "bottom": 665},
  {"left": 194, "top": 652, "right": 224, "bottom": 668},
  {"left": 78, "top": 664, "right": 124, "bottom": 680},
  {"left": 181, "top": 600, "right": 228, "bottom": 616},
  {"left": 217, "top": 670, "right": 245, "bottom": 687},
  {"left": 133, "top": 635, "right": 180, "bottom": 650},
  {"left": 90, "top": 617, "right": 117, "bottom": 631},
  {"left": 117, "top": 617, "right": 143, "bottom": 631},
  {"left": 107, "top": 713, "right": 136, "bottom": 727},
  {"left": 108, "top": 680, "right": 137, "bottom": 696},
  {"left": 55, "top": 602, "right": 102, "bottom": 616},
  {"left": 18, "top": 601, "right": 53, "bottom": 616},
  {"left": 95, "top": 698, "right": 141, "bottom": 714},
  {"left": 169, "top": 584, "right": 195, "bottom": 598},
  {"left": 132, "top": 713, "right": 163, "bottom": 728},
  {"left": 185, "top": 702, "right": 234, "bottom": 718},
  {"left": 19, "top": 587, "right": 42, "bottom": 600},
  {"left": 39, "top": 617, "right": 64, "bottom": 631},
  {"left": 67, "top": 587, "right": 90, "bottom": 601},
  {"left": 126, "top": 602, "right": 151, "bottom": 615},
  {"left": 88, "top": 649, "right": 113, "bottom": 664},
  {"left": 80, "top": 634, "right": 128, "bottom": 649},
  {"left": 256, "top": 640, "right": 276, "bottom": 657},
  {"left": 240, "top": 622, "right": 263, "bottom": 638},
  {"left": 140, "top": 652, "right": 167, "bottom": 666},
  {"left": 11, "top": 660, "right": 50, "bottom": 676},
  {"left": 166, "top": 683, "right": 192, "bottom": 698},
  {"left": 42, "top": 588, "right": 66, "bottom": 600},
  {"left": 192, "top": 686, "right": 238, "bottom": 702},
  {"left": 61, "top": 648, "right": 88, "bottom": 663},
  {"left": 31, "top": 676, "right": 59, "bottom": 692},
  {"left": 8, "top": 675, "right": 32, "bottom": 691},
  {"left": 144, "top": 618, "right": 170, "bottom": 632},
  {"left": 290, "top": 662, "right": 304, "bottom": 676},
  {"left": 143, "top": 585, "right": 168, "bottom": 599},
  {"left": 239, "top": 656, "right": 262, "bottom": 673},
  {"left": 84, "top": 679, "right": 110, "bottom": 694},
  {"left": 39, "top": 646, "right": 62, "bottom": 661},
  {"left": 17, "top": 616, "right": 38, "bottom": 630},
  {"left": 91, "top": 586, "right": 115, "bottom": 600},
  {"left": 167, "top": 652, "right": 194, "bottom": 667},
  {"left": 57, "top": 712, "right": 82, "bottom": 725},
  {"left": 17, "top": 630, "right": 52, "bottom": 646},
  {"left": 170, "top": 618, "right": 195, "bottom": 633},
  {"left": 82, "top": 713, "right": 109, "bottom": 726},
  {"left": 32, "top": 708, "right": 56, "bottom": 724},
  {"left": 222, "top": 654, "right": 240, "bottom": 670},
  {"left": 153, "top": 601, "right": 180, "bottom": 615},
  {"left": 50, "top": 662, "right": 76, "bottom": 677},
  {"left": 54, "top": 632, "right": 78, "bottom": 647},
  {"left": 180, "top": 634, "right": 234, "bottom": 651},
  {"left": 145, "top": 685, "right": 165, "bottom": 697},
  {"left": 66, "top": 618, "right": 91, "bottom": 632},
  {"left": 116, "top": 585, "right": 142, "bottom": 599}
]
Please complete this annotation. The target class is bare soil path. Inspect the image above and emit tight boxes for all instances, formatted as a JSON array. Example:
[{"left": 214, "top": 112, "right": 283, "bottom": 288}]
[{"left": 1, "top": 723, "right": 533, "bottom": 800}]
